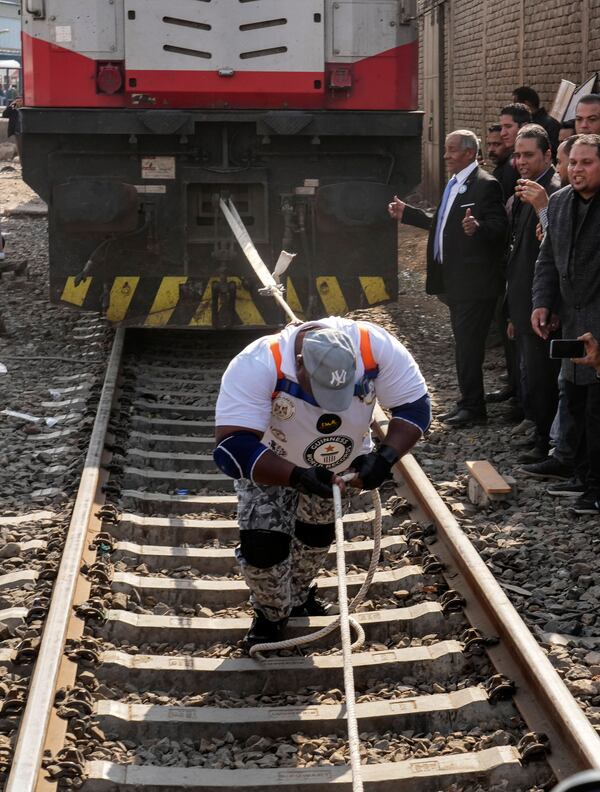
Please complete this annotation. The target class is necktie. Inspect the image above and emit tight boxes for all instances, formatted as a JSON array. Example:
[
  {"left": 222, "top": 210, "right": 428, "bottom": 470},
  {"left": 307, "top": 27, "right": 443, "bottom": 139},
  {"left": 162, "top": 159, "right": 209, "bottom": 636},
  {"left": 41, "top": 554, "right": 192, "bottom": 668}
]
[{"left": 433, "top": 175, "right": 457, "bottom": 261}]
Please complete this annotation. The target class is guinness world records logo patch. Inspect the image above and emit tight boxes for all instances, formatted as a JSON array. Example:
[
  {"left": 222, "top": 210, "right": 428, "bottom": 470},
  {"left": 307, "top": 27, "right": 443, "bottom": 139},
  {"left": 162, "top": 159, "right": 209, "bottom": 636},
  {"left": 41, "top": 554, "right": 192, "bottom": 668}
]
[{"left": 303, "top": 435, "right": 354, "bottom": 468}]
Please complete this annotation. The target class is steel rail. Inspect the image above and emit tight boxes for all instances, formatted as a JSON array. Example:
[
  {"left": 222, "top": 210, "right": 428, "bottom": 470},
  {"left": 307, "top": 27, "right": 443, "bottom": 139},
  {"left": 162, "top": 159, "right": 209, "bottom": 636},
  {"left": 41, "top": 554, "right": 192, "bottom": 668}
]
[
  {"left": 6, "top": 327, "right": 125, "bottom": 792},
  {"left": 6, "top": 371, "right": 599, "bottom": 788},
  {"left": 397, "top": 451, "right": 600, "bottom": 772}
]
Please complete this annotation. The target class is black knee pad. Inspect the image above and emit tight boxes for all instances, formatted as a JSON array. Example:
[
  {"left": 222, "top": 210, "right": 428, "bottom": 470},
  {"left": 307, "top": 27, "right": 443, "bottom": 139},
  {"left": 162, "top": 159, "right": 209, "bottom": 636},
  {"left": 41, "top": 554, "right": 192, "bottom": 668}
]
[
  {"left": 239, "top": 530, "right": 291, "bottom": 569},
  {"left": 295, "top": 520, "right": 335, "bottom": 548}
]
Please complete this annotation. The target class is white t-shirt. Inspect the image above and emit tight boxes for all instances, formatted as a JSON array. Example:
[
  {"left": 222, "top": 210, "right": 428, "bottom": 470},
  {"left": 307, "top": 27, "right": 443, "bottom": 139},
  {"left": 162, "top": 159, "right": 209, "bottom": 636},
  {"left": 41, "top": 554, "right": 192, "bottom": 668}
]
[{"left": 216, "top": 317, "right": 427, "bottom": 470}]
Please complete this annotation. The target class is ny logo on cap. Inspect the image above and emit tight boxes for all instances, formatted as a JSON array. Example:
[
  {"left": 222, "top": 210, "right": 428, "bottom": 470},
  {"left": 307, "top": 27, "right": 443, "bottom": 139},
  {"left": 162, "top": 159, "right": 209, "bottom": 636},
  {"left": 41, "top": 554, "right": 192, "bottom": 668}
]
[{"left": 330, "top": 369, "right": 347, "bottom": 387}]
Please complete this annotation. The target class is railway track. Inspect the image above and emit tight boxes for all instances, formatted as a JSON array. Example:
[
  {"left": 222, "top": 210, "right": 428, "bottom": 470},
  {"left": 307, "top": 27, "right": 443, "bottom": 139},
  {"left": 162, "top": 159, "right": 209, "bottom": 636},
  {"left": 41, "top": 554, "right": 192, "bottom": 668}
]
[{"left": 4, "top": 326, "right": 600, "bottom": 792}]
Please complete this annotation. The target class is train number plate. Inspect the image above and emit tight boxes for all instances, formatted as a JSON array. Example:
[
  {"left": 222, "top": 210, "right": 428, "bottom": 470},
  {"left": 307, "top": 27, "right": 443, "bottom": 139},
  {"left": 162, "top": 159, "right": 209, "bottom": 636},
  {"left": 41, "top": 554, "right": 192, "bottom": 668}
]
[{"left": 141, "top": 156, "right": 176, "bottom": 180}]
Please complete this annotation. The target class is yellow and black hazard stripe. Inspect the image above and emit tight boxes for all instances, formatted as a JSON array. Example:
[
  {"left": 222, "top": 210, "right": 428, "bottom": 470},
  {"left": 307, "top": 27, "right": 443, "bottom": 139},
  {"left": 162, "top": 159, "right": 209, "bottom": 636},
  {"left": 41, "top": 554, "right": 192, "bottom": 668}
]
[{"left": 57, "top": 274, "right": 394, "bottom": 327}]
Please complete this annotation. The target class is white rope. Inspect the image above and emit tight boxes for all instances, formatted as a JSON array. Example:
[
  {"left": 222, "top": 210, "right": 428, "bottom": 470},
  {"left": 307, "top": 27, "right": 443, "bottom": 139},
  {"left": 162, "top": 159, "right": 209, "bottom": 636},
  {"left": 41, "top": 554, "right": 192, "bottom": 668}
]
[
  {"left": 249, "top": 484, "right": 382, "bottom": 792},
  {"left": 220, "top": 198, "right": 378, "bottom": 789},
  {"left": 333, "top": 481, "right": 364, "bottom": 792}
]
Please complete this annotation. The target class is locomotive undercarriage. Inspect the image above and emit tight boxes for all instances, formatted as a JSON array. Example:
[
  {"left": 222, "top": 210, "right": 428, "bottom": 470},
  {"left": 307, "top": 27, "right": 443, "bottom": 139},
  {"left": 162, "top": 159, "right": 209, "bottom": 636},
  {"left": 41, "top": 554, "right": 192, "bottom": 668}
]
[{"left": 21, "top": 108, "right": 422, "bottom": 328}]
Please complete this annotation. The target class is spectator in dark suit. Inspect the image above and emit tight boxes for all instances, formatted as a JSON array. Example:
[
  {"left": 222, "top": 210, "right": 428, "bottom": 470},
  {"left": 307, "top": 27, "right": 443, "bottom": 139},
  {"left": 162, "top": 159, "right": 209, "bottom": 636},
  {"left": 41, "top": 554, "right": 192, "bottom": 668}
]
[
  {"left": 531, "top": 134, "right": 600, "bottom": 515},
  {"left": 575, "top": 95, "right": 600, "bottom": 135},
  {"left": 506, "top": 125, "right": 562, "bottom": 464},
  {"left": 389, "top": 130, "right": 508, "bottom": 427},
  {"left": 513, "top": 86, "right": 560, "bottom": 155},
  {"left": 497, "top": 103, "right": 532, "bottom": 203}
]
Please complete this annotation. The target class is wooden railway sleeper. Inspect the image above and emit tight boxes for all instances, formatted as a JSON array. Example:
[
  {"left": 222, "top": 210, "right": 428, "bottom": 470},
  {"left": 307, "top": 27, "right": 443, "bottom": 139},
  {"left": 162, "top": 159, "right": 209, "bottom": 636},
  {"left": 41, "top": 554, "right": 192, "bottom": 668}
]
[
  {"left": 518, "top": 731, "right": 551, "bottom": 763},
  {"left": 65, "top": 637, "right": 102, "bottom": 665},
  {"left": 485, "top": 673, "right": 517, "bottom": 703},
  {"left": 440, "top": 588, "right": 466, "bottom": 614}
]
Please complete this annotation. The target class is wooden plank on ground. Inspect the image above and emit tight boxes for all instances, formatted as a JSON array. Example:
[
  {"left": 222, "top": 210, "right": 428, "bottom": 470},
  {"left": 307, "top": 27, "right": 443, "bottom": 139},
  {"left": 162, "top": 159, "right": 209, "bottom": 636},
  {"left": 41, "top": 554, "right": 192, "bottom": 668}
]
[{"left": 465, "top": 461, "right": 512, "bottom": 495}]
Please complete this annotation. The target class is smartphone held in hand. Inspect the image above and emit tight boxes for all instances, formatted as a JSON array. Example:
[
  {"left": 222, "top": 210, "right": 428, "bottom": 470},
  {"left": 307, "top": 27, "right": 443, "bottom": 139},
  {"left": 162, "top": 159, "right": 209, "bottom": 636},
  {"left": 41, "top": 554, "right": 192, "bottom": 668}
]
[{"left": 550, "top": 339, "right": 586, "bottom": 358}]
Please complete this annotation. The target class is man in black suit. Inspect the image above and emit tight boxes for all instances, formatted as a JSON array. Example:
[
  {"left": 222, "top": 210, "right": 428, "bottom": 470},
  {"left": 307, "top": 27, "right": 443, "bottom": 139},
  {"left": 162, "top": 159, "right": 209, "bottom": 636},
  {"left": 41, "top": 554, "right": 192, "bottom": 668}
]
[
  {"left": 506, "top": 124, "right": 562, "bottom": 463},
  {"left": 531, "top": 134, "right": 600, "bottom": 515},
  {"left": 389, "top": 129, "right": 508, "bottom": 427},
  {"left": 495, "top": 103, "right": 532, "bottom": 203}
]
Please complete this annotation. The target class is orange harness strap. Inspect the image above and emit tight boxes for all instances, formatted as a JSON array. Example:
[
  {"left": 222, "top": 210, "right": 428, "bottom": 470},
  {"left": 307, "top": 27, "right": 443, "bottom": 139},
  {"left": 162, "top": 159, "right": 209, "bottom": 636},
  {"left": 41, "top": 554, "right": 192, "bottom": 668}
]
[
  {"left": 270, "top": 340, "right": 283, "bottom": 398},
  {"left": 358, "top": 326, "right": 377, "bottom": 372}
]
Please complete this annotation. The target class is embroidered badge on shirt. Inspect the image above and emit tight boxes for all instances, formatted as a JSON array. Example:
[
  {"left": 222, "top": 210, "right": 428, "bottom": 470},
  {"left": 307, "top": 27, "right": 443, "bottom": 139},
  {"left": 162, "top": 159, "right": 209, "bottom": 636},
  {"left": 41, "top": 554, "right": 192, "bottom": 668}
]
[
  {"left": 270, "top": 427, "right": 287, "bottom": 443},
  {"left": 269, "top": 440, "right": 287, "bottom": 457},
  {"left": 316, "top": 414, "right": 342, "bottom": 434},
  {"left": 272, "top": 395, "right": 296, "bottom": 421},
  {"left": 303, "top": 435, "right": 354, "bottom": 468}
]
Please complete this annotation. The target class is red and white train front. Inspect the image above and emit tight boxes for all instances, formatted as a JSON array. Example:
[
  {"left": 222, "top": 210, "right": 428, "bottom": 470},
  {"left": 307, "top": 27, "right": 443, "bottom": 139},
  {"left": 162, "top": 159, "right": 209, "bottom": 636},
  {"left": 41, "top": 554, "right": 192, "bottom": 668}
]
[{"left": 21, "top": 1, "right": 421, "bottom": 328}]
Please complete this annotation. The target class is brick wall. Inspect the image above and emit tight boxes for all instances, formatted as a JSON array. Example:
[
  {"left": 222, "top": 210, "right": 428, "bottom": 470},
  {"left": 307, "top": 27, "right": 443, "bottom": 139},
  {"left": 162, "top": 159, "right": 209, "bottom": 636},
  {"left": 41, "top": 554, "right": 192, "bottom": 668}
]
[{"left": 419, "top": 0, "right": 600, "bottom": 195}]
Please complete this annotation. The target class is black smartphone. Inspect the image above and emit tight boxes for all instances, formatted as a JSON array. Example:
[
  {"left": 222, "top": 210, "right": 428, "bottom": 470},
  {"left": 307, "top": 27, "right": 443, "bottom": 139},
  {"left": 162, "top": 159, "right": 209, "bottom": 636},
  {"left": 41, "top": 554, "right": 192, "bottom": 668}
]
[{"left": 550, "top": 339, "right": 585, "bottom": 358}]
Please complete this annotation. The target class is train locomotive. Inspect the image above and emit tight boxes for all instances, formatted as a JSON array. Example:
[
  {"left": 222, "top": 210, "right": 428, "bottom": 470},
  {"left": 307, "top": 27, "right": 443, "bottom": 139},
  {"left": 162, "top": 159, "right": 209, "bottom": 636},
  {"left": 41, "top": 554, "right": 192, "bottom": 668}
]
[{"left": 20, "top": 0, "right": 421, "bottom": 328}]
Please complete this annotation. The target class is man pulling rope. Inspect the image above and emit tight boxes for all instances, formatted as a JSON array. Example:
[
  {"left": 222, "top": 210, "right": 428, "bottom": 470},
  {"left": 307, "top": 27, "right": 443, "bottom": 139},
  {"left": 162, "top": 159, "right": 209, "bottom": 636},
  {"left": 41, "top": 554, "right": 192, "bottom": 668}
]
[{"left": 214, "top": 316, "right": 431, "bottom": 648}]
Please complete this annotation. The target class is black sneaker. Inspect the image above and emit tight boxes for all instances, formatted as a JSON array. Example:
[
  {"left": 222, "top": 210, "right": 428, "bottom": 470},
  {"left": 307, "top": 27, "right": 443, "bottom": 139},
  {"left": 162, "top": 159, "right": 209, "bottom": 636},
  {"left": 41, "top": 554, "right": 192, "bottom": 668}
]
[
  {"left": 243, "top": 610, "right": 288, "bottom": 649},
  {"left": 517, "top": 457, "right": 573, "bottom": 480},
  {"left": 290, "top": 585, "right": 331, "bottom": 617},
  {"left": 547, "top": 479, "right": 586, "bottom": 497},
  {"left": 570, "top": 493, "right": 600, "bottom": 515}
]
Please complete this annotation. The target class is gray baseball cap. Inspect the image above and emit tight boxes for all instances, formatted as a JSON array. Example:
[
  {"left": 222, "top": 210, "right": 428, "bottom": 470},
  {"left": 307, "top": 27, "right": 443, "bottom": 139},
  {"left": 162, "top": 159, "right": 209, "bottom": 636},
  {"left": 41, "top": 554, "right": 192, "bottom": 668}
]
[{"left": 301, "top": 328, "right": 357, "bottom": 411}]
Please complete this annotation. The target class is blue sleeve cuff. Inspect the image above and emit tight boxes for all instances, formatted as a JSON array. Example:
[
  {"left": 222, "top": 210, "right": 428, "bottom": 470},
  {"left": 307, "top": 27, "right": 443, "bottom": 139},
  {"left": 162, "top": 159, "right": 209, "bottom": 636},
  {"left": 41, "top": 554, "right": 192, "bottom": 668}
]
[
  {"left": 390, "top": 393, "right": 432, "bottom": 435},
  {"left": 213, "top": 432, "right": 268, "bottom": 481}
]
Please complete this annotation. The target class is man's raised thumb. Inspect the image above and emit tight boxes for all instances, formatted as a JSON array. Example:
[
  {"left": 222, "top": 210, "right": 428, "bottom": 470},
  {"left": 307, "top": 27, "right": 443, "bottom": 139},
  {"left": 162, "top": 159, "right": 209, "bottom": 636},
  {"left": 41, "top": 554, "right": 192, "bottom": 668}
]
[{"left": 465, "top": 207, "right": 472, "bottom": 218}]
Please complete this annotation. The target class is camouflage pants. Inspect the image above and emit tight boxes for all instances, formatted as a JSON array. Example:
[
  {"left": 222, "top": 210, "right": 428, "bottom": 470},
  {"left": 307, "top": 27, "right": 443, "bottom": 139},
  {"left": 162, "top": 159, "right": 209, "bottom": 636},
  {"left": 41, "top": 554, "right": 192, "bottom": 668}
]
[{"left": 234, "top": 479, "right": 336, "bottom": 622}]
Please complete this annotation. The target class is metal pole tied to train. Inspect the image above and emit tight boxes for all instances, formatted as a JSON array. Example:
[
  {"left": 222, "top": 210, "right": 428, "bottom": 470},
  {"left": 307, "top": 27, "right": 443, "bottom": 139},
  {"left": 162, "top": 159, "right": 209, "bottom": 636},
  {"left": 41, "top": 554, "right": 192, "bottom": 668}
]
[{"left": 219, "top": 197, "right": 299, "bottom": 323}]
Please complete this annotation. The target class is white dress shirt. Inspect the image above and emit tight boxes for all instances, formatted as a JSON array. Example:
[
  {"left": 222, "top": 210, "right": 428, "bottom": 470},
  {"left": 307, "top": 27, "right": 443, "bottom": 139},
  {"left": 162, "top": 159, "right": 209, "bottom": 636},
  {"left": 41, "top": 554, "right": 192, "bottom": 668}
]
[{"left": 437, "top": 161, "right": 478, "bottom": 261}]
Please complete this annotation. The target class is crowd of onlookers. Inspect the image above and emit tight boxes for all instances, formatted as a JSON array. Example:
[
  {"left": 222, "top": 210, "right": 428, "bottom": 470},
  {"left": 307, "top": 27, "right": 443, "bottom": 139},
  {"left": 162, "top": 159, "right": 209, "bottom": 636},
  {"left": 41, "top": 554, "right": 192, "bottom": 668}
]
[{"left": 389, "top": 86, "right": 600, "bottom": 517}]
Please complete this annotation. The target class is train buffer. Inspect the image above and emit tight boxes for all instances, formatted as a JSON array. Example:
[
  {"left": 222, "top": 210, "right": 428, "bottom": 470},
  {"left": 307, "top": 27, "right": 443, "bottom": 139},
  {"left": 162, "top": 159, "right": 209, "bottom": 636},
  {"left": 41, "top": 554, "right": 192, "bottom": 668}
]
[{"left": 465, "top": 460, "right": 516, "bottom": 507}]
